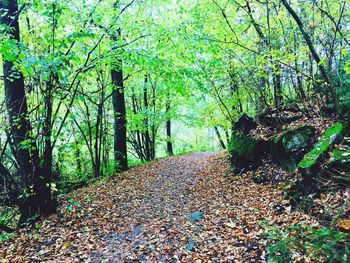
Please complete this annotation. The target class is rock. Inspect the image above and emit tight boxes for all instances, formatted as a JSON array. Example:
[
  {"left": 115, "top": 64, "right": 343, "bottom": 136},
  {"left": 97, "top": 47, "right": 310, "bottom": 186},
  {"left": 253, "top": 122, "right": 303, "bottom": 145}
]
[
  {"left": 271, "top": 126, "right": 316, "bottom": 170},
  {"left": 229, "top": 132, "right": 268, "bottom": 174},
  {"left": 234, "top": 113, "right": 257, "bottom": 134},
  {"left": 299, "top": 122, "right": 345, "bottom": 175},
  {"left": 188, "top": 210, "right": 204, "bottom": 223},
  {"left": 185, "top": 237, "right": 196, "bottom": 252},
  {"left": 258, "top": 105, "right": 303, "bottom": 127}
]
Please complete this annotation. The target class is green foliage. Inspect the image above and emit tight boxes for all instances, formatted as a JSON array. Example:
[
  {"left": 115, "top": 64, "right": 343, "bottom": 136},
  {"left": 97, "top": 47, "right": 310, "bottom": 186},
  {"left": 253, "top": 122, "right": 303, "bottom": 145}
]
[
  {"left": 331, "top": 149, "right": 350, "bottom": 163},
  {"left": 0, "top": 232, "right": 14, "bottom": 242},
  {"left": 265, "top": 224, "right": 350, "bottom": 262},
  {"left": 1, "top": 0, "right": 350, "bottom": 230},
  {"left": 66, "top": 199, "right": 80, "bottom": 212},
  {"left": 299, "top": 123, "right": 344, "bottom": 169}
]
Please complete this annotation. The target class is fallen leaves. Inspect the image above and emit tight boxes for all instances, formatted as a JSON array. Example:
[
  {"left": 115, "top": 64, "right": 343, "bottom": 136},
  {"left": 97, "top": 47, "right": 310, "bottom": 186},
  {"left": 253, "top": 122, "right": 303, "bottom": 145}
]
[
  {"left": 338, "top": 219, "right": 350, "bottom": 233},
  {"left": 1, "top": 151, "right": 319, "bottom": 262}
]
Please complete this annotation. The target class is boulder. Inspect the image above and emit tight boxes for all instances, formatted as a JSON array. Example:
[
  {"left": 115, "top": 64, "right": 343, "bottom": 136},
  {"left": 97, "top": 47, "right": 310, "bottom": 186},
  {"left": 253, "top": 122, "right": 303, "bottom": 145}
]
[
  {"left": 234, "top": 113, "right": 257, "bottom": 134},
  {"left": 271, "top": 126, "right": 316, "bottom": 170},
  {"left": 258, "top": 104, "right": 304, "bottom": 127},
  {"left": 229, "top": 132, "right": 268, "bottom": 174}
]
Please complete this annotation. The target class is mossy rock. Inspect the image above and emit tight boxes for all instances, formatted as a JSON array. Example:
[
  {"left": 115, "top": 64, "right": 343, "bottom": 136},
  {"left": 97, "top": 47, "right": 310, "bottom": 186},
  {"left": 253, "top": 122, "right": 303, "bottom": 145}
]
[
  {"left": 271, "top": 126, "right": 316, "bottom": 171},
  {"left": 280, "top": 126, "right": 315, "bottom": 152},
  {"left": 229, "top": 132, "right": 267, "bottom": 174},
  {"left": 299, "top": 122, "right": 345, "bottom": 174}
]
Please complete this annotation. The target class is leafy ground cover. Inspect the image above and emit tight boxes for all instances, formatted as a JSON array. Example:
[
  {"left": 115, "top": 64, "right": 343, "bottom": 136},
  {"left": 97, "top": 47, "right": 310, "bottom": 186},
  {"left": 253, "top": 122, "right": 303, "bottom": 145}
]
[{"left": 1, "top": 152, "right": 320, "bottom": 262}]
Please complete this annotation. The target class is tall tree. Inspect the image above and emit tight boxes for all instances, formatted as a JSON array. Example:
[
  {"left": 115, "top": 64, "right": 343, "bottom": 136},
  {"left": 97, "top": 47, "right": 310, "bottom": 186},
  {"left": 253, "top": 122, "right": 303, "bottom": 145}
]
[
  {"left": 0, "top": 0, "right": 54, "bottom": 225},
  {"left": 111, "top": 30, "right": 128, "bottom": 172}
]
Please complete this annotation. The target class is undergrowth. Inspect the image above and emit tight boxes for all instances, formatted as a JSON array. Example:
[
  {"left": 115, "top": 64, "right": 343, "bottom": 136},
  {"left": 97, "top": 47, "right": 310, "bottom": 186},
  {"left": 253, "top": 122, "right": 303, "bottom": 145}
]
[{"left": 265, "top": 224, "right": 350, "bottom": 262}]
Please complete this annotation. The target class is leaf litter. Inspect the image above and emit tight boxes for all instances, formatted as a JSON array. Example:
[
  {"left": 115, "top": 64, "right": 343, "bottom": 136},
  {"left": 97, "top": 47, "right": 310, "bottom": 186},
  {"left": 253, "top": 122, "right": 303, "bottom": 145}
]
[{"left": 0, "top": 151, "right": 318, "bottom": 262}]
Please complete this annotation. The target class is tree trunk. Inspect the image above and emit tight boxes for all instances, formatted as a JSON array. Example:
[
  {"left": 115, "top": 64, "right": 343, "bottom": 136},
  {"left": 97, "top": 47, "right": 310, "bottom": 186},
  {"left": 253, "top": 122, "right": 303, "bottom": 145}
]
[
  {"left": 143, "top": 75, "right": 151, "bottom": 161},
  {"left": 1, "top": 0, "right": 54, "bottom": 225},
  {"left": 131, "top": 92, "right": 144, "bottom": 161},
  {"left": 165, "top": 99, "right": 174, "bottom": 156},
  {"left": 111, "top": 65, "right": 128, "bottom": 171},
  {"left": 214, "top": 126, "right": 226, "bottom": 150},
  {"left": 111, "top": 28, "right": 127, "bottom": 172}
]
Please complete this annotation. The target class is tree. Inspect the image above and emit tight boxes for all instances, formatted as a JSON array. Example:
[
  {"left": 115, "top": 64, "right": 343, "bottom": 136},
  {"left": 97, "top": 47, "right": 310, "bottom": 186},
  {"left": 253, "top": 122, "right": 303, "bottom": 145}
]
[
  {"left": 0, "top": 0, "right": 54, "bottom": 226},
  {"left": 281, "top": 0, "right": 339, "bottom": 114},
  {"left": 111, "top": 30, "right": 128, "bottom": 171},
  {"left": 165, "top": 97, "right": 174, "bottom": 156}
]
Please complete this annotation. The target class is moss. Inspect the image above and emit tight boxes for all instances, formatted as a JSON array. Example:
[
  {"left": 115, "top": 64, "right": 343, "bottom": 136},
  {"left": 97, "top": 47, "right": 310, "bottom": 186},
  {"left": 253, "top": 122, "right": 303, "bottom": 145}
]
[
  {"left": 299, "top": 123, "right": 344, "bottom": 169},
  {"left": 230, "top": 133, "right": 259, "bottom": 161},
  {"left": 229, "top": 132, "right": 267, "bottom": 173}
]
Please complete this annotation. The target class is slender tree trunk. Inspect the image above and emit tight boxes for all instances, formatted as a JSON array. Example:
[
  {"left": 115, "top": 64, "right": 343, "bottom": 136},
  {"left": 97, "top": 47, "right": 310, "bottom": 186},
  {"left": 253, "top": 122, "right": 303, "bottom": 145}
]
[
  {"left": 293, "top": 33, "right": 307, "bottom": 101},
  {"left": 41, "top": 78, "right": 55, "bottom": 216},
  {"left": 94, "top": 102, "right": 102, "bottom": 177},
  {"left": 281, "top": 0, "right": 339, "bottom": 113},
  {"left": 131, "top": 92, "right": 144, "bottom": 161},
  {"left": 214, "top": 126, "right": 226, "bottom": 150},
  {"left": 143, "top": 75, "right": 151, "bottom": 161},
  {"left": 273, "top": 64, "right": 282, "bottom": 111},
  {"left": 75, "top": 140, "right": 82, "bottom": 172},
  {"left": 150, "top": 83, "right": 156, "bottom": 160},
  {"left": 165, "top": 99, "right": 174, "bottom": 156}
]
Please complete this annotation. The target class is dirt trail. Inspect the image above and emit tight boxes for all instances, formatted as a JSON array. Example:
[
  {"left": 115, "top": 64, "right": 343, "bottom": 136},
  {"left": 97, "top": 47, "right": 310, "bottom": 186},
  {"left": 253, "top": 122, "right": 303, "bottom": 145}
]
[{"left": 1, "top": 152, "right": 315, "bottom": 262}]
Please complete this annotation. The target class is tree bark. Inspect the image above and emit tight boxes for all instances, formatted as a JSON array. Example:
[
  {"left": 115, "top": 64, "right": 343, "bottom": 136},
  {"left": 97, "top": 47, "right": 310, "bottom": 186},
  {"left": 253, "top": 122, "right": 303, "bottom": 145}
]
[
  {"left": 214, "top": 126, "right": 226, "bottom": 150},
  {"left": 111, "top": 28, "right": 128, "bottom": 172},
  {"left": 1, "top": 0, "right": 54, "bottom": 225},
  {"left": 111, "top": 64, "right": 128, "bottom": 171},
  {"left": 143, "top": 75, "right": 151, "bottom": 161},
  {"left": 165, "top": 99, "right": 174, "bottom": 156}
]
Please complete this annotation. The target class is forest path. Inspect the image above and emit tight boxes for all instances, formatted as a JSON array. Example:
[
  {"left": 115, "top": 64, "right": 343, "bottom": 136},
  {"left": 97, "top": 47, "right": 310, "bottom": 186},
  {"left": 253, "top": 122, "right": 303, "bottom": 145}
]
[{"left": 1, "top": 152, "right": 315, "bottom": 262}]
